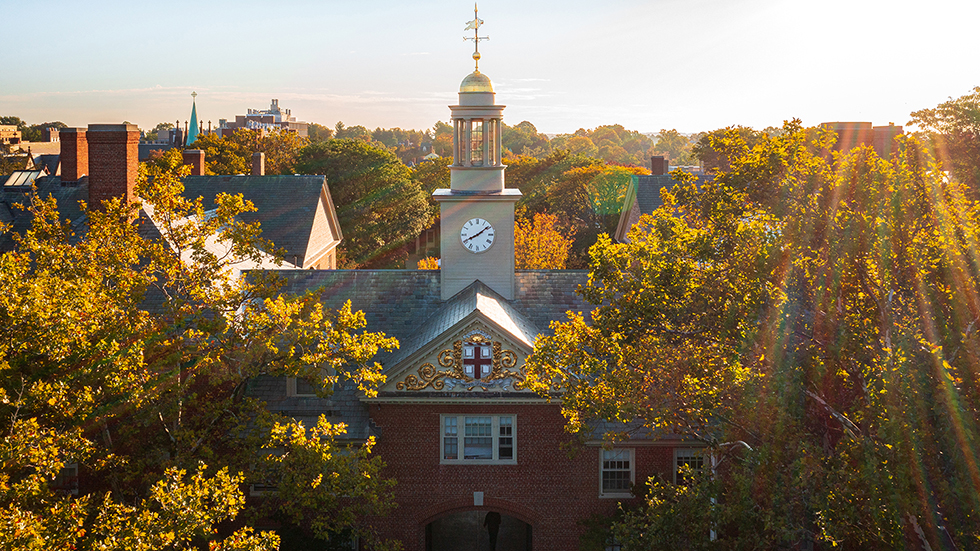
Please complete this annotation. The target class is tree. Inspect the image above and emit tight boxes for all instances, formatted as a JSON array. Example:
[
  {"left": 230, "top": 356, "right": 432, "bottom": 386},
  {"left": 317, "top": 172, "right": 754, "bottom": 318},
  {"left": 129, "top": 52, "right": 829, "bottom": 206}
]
[
  {"left": 0, "top": 159, "right": 400, "bottom": 549},
  {"left": 691, "top": 125, "right": 764, "bottom": 173},
  {"left": 191, "top": 128, "right": 307, "bottom": 175},
  {"left": 502, "top": 121, "right": 551, "bottom": 157},
  {"left": 411, "top": 156, "right": 451, "bottom": 199},
  {"left": 525, "top": 121, "right": 980, "bottom": 548},
  {"left": 334, "top": 122, "right": 373, "bottom": 142},
  {"left": 550, "top": 125, "right": 655, "bottom": 166},
  {"left": 417, "top": 256, "right": 439, "bottom": 270},
  {"left": 307, "top": 123, "right": 334, "bottom": 143},
  {"left": 295, "top": 139, "right": 433, "bottom": 268},
  {"left": 432, "top": 121, "right": 454, "bottom": 157},
  {"left": 514, "top": 213, "right": 575, "bottom": 269},
  {"left": 651, "top": 128, "right": 692, "bottom": 164},
  {"left": 145, "top": 122, "right": 175, "bottom": 141},
  {"left": 910, "top": 85, "right": 980, "bottom": 193}
]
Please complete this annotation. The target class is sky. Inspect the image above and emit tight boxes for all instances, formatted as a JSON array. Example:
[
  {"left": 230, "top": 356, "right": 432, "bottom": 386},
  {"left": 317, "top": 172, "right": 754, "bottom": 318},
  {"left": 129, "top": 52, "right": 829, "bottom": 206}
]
[{"left": 1, "top": 0, "right": 978, "bottom": 136}]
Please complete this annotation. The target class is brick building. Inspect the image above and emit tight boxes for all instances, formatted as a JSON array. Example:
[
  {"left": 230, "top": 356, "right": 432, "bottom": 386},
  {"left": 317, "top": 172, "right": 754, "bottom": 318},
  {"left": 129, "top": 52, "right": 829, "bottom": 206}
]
[
  {"left": 1, "top": 125, "right": 342, "bottom": 271},
  {"left": 249, "top": 44, "right": 701, "bottom": 550}
]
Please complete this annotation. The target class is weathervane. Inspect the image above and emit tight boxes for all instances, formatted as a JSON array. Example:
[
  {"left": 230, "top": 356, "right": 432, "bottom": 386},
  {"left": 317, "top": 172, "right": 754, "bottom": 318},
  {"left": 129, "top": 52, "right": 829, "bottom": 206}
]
[{"left": 463, "top": 3, "right": 488, "bottom": 72}]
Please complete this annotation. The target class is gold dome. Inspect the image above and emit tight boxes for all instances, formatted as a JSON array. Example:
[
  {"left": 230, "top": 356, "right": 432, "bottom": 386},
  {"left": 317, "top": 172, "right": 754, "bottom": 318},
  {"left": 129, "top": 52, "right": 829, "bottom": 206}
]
[{"left": 459, "top": 71, "right": 493, "bottom": 93}]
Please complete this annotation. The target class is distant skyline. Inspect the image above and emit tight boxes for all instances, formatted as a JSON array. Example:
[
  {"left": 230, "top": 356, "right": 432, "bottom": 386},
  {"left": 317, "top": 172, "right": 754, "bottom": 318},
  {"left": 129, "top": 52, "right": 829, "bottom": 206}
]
[{"left": 2, "top": 0, "right": 978, "bottom": 136}]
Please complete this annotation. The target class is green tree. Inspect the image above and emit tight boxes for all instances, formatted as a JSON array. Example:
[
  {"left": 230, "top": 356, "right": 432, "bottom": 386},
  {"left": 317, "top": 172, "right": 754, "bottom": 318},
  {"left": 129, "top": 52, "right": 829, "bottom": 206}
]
[
  {"left": 502, "top": 121, "right": 551, "bottom": 157},
  {"left": 525, "top": 121, "right": 980, "bottom": 549},
  {"left": 0, "top": 160, "right": 400, "bottom": 549},
  {"left": 307, "top": 122, "right": 335, "bottom": 143},
  {"left": 192, "top": 128, "right": 307, "bottom": 175},
  {"left": 334, "top": 122, "right": 373, "bottom": 142},
  {"left": 910, "top": 85, "right": 980, "bottom": 193},
  {"left": 432, "top": 121, "right": 454, "bottom": 157},
  {"left": 145, "top": 122, "right": 175, "bottom": 141},
  {"left": 295, "top": 139, "right": 433, "bottom": 268},
  {"left": 411, "top": 156, "right": 451, "bottom": 199},
  {"left": 652, "top": 128, "right": 692, "bottom": 164}
]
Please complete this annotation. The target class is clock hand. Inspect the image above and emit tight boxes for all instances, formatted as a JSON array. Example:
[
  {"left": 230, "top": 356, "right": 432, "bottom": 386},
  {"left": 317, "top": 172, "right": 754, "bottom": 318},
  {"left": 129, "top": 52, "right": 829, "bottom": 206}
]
[{"left": 465, "top": 226, "right": 489, "bottom": 241}]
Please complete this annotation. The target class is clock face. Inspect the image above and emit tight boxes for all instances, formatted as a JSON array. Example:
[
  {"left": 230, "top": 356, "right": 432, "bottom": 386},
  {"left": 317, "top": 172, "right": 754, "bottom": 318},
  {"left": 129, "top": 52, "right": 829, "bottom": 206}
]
[{"left": 460, "top": 218, "right": 495, "bottom": 253}]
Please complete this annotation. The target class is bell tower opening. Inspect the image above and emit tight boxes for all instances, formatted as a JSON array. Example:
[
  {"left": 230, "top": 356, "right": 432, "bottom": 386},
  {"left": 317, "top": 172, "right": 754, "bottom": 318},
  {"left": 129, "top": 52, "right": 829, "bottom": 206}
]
[{"left": 435, "top": 4, "right": 521, "bottom": 300}]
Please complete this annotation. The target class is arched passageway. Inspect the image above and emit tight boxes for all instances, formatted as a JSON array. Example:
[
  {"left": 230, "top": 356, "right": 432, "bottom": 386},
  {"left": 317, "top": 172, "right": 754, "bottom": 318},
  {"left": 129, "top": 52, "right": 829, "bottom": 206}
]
[{"left": 426, "top": 510, "right": 531, "bottom": 551}]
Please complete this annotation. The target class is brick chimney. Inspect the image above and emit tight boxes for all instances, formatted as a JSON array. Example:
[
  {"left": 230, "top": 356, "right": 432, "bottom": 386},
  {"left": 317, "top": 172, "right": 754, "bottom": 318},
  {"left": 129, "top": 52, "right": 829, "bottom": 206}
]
[
  {"left": 651, "top": 155, "right": 668, "bottom": 175},
  {"left": 87, "top": 123, "right": 139, "bottom": 210},
  {"left": 60, "top": 128, "right": 88, "bottom": 182},
  {"left": 182, "top": 149, "right": 205, "bottom": 175},
  {"left": 252, "top": 152, "right": 265, "bottom": 176}
]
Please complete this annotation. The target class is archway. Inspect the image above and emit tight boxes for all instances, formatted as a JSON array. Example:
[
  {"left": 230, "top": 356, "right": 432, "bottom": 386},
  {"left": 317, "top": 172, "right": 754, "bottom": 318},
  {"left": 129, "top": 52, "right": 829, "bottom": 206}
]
[{"left": 426, "top": 510, "right": 531, "bottom": 551}]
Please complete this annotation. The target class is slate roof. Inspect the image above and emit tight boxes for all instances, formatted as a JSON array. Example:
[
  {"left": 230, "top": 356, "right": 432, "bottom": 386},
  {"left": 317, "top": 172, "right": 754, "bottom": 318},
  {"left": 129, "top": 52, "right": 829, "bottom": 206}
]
[
  {"left": 615, "top": 173, "right": 713, "bottom": 242},
  {"left": 33, "top": 154, "right": 60, "bottom": 176},
  {"left": 383, "top": 280, "right": 539, "bottom": 369},
  {"left": 273, "top": 270, "right": 591, "bottom": 366},
  {"left": 181, "top": 175, "right": 340, "bottom": 266},
  {"left": 249, "top": 269, "right": 593, "bottom": 440},
  {"left": 0, "top": 176, "right": 88, "bottom": 252}
]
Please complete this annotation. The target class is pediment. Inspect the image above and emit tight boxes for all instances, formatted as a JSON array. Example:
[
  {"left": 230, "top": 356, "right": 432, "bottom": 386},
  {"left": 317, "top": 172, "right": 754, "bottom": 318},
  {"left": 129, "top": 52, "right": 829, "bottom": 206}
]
[{"left": 382, "top": 314, "right": 535, "bottom": 394}]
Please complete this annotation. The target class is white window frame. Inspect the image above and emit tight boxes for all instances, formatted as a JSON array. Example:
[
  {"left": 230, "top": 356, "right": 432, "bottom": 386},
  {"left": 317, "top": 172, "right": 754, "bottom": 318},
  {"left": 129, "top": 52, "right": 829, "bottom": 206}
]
[
  {"left": 674, "top": 447, "right": 707, "bottom": 485},
  {"left": 599, "top": 448, "right": 634, "bottom": 498},
  {"left": 440, "top": 414, "right": 517, "bottom": 465}
]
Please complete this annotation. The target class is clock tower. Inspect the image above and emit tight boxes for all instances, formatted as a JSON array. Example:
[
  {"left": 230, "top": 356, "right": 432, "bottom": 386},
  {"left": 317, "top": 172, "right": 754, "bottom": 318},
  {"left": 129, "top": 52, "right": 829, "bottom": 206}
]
[{"left": 434, "top": 7, "right": 521, "bottom": 300}]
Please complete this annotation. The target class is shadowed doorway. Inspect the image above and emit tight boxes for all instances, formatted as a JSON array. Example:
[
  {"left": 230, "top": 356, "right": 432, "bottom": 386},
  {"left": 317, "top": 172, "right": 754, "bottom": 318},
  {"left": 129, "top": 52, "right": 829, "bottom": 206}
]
[{"left": 426, "top": 510, "right": 531, "bottom": 551}]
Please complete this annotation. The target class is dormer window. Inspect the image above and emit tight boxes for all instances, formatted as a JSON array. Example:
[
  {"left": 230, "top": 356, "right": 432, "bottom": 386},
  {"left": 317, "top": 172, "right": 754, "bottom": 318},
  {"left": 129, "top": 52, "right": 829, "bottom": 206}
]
[{"left": 463, "top": 342, "right": 492, "bottom": 379}]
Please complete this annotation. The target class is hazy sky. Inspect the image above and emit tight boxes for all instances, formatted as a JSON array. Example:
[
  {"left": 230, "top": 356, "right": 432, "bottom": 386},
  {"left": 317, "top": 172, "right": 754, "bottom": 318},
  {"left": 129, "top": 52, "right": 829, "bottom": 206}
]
[{"left": 1, "top": 0, "right": 978, "bottom": 135}]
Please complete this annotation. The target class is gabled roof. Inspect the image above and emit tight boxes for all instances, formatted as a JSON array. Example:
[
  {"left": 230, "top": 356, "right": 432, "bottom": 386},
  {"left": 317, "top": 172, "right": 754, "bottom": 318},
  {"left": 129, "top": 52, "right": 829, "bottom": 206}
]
[
  {"left": 33, "top": 154, "right": 60, "bottom": 176},
  {"left": 1, "top": 175, "right": 342, "bottom": 270},
  {"left": 615, "top": 173, "right": 712, "bottom": 243},
  {"left": 272, "top": 269, "right": 591, "bottom": 369},
  {"left": 181, "top": 175, "right": 342, "bottom": 268},
  {"left": 383, "top": 280, "right": 539, "bottom": 371}
]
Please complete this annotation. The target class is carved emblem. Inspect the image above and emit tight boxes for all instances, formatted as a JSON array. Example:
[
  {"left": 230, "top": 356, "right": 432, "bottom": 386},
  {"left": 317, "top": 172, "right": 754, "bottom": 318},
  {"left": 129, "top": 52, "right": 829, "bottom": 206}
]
[{"left": 396, "top": 331, "right": 525, "bottom": 391}]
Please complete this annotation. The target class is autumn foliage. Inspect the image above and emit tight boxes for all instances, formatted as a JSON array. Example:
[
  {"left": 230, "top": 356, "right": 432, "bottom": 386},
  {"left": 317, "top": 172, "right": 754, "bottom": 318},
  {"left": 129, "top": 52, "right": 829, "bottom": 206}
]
[{"left": 514, "top": 213, "right": 575, "bottom": 269}]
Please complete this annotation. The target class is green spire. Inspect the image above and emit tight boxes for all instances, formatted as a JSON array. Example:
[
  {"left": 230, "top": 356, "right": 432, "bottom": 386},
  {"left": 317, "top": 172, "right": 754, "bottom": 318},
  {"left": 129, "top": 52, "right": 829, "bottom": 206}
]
[{"left": 187, "top": 91, "right": 200, "bottom": 145}]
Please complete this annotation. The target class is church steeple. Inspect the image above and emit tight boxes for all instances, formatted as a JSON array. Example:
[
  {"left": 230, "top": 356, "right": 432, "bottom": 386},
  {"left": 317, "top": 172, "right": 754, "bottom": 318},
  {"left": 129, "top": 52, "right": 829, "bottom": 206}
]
[
  {"left": 434, "top": 7, "right": 521, "bottom": 301},
  {"left": 186, "top": 91, "right": 200, "bottom": 145}
]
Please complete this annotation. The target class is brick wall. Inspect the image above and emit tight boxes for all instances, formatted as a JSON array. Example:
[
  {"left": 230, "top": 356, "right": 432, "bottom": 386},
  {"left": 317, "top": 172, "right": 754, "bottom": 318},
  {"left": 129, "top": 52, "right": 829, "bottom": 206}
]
[
  {"left": 367, "top": 402, "right": 675, "bottom": 550},
  {"left": 87, "top": 124, "right": 139, "bottom": 210},
  {"left": 60, "top": 128, "right": 88, "bottom": 182},
  {"left": 182, "top": 149, "right": 205, "bottom": 176}
]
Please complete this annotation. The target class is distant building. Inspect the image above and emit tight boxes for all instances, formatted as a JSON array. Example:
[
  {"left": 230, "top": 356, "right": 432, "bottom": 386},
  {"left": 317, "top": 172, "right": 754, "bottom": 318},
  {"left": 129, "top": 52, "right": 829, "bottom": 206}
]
[
  {"left": 819, "top": 121, "right": 904, "bottom": 157},
  {"left": 0, "top": 125, "right": 22, "bottom": 145},
  {"left": 217, "top": 99, "right": 309, "bottom": 138}
]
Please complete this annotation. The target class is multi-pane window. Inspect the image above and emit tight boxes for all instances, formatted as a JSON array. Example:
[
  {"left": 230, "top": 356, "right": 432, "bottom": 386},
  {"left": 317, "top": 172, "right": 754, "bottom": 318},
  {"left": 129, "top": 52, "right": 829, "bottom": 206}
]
[
  {"left": 487, "top": 119, "right": 496, "bottom": 165},
  {"left": 470, "top": 120, "right": 484, "bottom": 165},
  {"left": 498, "top": 416, "right": 513, "bottom": 460},
  {"left": 441, "top": 415, "right": 516, "bottom": 463},
  {"left": 600, "top": 449, "right": 633, "bottom": 496},
  {"left": 675, "top": 448, "right": 706, "bottom": 485}
]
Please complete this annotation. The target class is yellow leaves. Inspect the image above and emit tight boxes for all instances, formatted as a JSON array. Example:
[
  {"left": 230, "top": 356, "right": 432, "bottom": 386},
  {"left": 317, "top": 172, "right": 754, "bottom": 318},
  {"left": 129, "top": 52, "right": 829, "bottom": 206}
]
[
  {"left": 417, "top": 256, "right": 439, "bottom": 270},
  {"left": 515, "top": 212, "right": 575, "bottom": 269}
]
